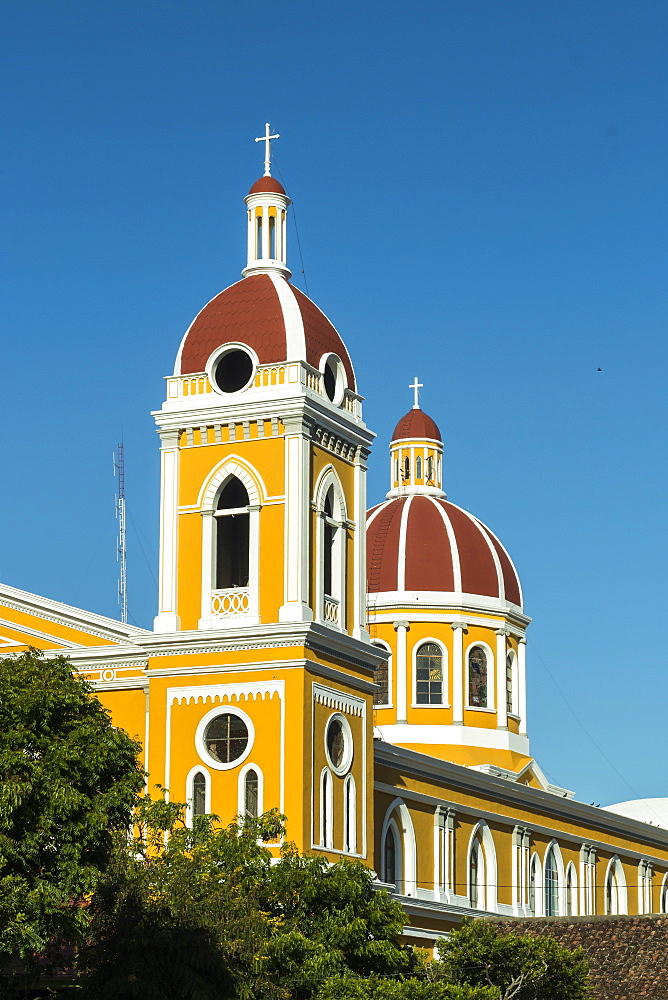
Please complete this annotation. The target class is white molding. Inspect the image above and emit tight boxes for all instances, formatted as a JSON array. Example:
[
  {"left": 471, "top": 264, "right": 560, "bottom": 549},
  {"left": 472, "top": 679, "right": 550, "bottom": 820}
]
[
  {"left": 0, "top": 584, "right": 148, "bottom": 643},
  {"left": 367, "top": 593, "right": 530, "bottom": 625},
  {"left": 312, "top": 682, "right": 365, "bottom": 717},
  {"left": 168, "top": 679, "right": 284, "bottom": 706},
  {"left": 380, "top": 798, "right": 417, "bottom": 897},
  {"left": 604, "top": 855, "right": 628, "bottom": 915},
  {"left": 374, "top": 723, "right": 530, "bottom": 754}
]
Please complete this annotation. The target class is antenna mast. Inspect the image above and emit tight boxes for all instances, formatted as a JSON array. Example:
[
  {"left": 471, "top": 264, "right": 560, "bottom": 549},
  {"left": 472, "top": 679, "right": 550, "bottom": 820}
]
[{"left": 114, "top": 443, "right": 128, "bottom": 624}]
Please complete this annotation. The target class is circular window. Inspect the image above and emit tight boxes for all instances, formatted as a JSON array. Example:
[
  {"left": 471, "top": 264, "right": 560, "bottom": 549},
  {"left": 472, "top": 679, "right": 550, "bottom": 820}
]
[
  {"left": 324, "top": 713, "right": 353, "bottom": 774},
  {"left": 320, "top": 353, "right": 347, "bottom": 406},
  {"left": 211, "top": 347, "right": 254, "bottom": 393},
  {"left": 194, "top": 707, "right": 255, "bottom": 770}
]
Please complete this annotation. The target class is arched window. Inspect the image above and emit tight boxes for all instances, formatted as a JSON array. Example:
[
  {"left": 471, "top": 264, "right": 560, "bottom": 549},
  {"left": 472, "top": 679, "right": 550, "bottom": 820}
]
[
  {"left": 416, "top": 643, "right": 444, "bottom": 705},
  {"left": 215, "top": 478, "right": 250, "bottom": 590},
  {"left": 317, "top": 476, "right": 346, "bottom": 628},
  {"left": 469, "top": 838, "right": 482, "bottom": 909},
  {"left": 403, "top": 456, "right": 410, "bottom": 482},
  {"left": 661, "top": 877, "right": 668, "bottom": 914},
  {"left": 506, "top": 652, "right": 515, "bottom": 714},
  {"left": 256, "top": 214, "right": 263, "bottom": 258},
  {"left": 545, "top": 846, "right": 559, "bottom": 916},
  {"left": 372, "top": 641, "right": 390, "bottom": 706},
  {"left": 426, "top": 456, "right": 434, "bottom": 482},
  {"left": 244, "top": 768, "right": 259, "bottom": 818},
  {"left": 468, "top": 646, "right": 488, "bottom": 708},
  {"left": 416, "top": 456, "right": 422, "bottom": 479},
  {"left": 320, "top": 769, "right": 333, "bottom": 848},
  {"left": 605, "top": 858, "right": 627, "bottom": 915},
  {"left": 566, "top": 864, "right": 577, "bottom": 916},
  {"left": 192, "top": 771, "right": 207, "bottom": 818},
  {"left": 323, "top": 487, "right": 335, "bottom": 598},
  {"left": 529, "top": 855, "right": 539, "bottom": 915},
  {"left": 344, "top": 775, "right": 356, "bottom": 854},
  {"left": 384, "top": 826, "right": 397, "bottom": 887},
  {"left": 394, "top": 458, "right": 399, "bottom": 484},
  {"left": 269, "top": 214, "right": 276, "bottom": 258}
]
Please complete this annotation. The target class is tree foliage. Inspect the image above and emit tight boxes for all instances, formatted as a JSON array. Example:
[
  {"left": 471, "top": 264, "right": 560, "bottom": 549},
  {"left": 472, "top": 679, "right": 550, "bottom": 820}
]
[
  {"left": 433, "top": 920, "right": 590, "bottom": 1000},
  {"left": 0, "top": 650, "right": 144, "bottom": 972},
  {"left": 316, "top": 976, "right": 496, "bottom": 999},
  {"left": 79, "top": 794, "right": 416, "bottom": 1000}
]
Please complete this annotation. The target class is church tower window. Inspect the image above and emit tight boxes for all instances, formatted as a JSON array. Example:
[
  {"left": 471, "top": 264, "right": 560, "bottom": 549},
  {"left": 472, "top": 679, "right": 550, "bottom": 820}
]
[
  {"left": 256, "top": 214, "right": 263, "bottom": 258},
  {"left": 469, "top": 838, "right": 483, "bottom": 909},
  {"left": 323, "top": 487, "right": 335, "bottom": 598},
  {"left": 415, "top": 642, "right": 444, "bottom": 705},
  {"left": 403, "top": 456, "right": 410, "bottom": 482},
  {"left": 269, "top": 214, "right": 276, "bottom": 258},
  {"left": 317, "top": 475, "right": 347, "bottom": 629},
  {"left": 344, "top": 774, "right": 356, "bottom": 854},
  {"left": 372, "top": 641, "right": 390, "bottom": 706},
  {"left": 244, "top": 769, "right": 259, "bottom": 818},
  {"left": 529, "top": 855, "right": 539, "bottom": 915},
  {"left": 215, "top": 478, "right": 250, "bottom": 590},
  {"left": 468, "top": 646, "right": 488, "bottom": 708},
  {"left": 416, "top": 455, "right": 422, "bottom": 479},
  {"left": 192, "top": 771, "right": 207, "bottom": 817},
  {"left": 203, "top": 712, "right": 249, "bottom": 765},
  {"left": 506, "top": 652, "right": 515, "bottom": 714},
  {"left": 427, "top": 455, "right": 434, "bottom": 482},
  {"left": 320, "top": 769, "right": 333, "bottom": 848}
]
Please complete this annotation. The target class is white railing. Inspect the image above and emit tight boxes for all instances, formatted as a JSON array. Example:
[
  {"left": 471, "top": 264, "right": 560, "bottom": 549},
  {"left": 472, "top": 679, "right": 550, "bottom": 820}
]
[
  {"left": 323, "top": 595, "right": 340, "bottom": 625},
  {"left": 211, "top": 588, "right": 250, "bottom": 617}
]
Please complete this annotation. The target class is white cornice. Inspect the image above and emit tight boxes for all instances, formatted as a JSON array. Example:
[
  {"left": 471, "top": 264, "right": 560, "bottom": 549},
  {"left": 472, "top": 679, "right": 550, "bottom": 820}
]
[{"left": 0, "top": 583, "right": 149, "bottom": 644}]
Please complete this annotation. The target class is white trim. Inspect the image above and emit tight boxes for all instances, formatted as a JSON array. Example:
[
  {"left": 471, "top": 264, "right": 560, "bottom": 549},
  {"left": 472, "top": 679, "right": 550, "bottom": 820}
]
[
  {"left": 238, "top": 762, "right": 264, "bottom": 819},
  {"left": 380, "top": 798, "right": 417, "bottom": 896},
  {"left": 604, "top": 855, "right": 628, "bottom": 915},
  {"left": 465, "top": 639, "right": 495, "bottom": 710},
  {"left": 324, "top": 712, "right": 354, "bottom": 776},
  {"left": 374, "top": 723, "right": 530, "bottom": 754},
  {"left": 205, "top": 342, "right": 258, "bottom": 397},
  {"left": 319, "top": 352, "right": 348, "bottom": 406},
  {"left": 319, "top": 767, "right": 334, "bottom": 848},
  {"left": 185, "top": 764, "right": 211, "bottom": 825},
  {"left": 467, "top": 820, "right": 498, "bottom": 913},
  {"left": 529, "top": 852, "right": 543, "bottom": 916},
  {"left": 268, "top": 272, "right": 305, "bottom": 360},
  {"left": 412, "top": 637, "right": 449, "bottom": 708},
  {"left": 195, "top": 704, "right": 255, "bottom": 771},
  {"left": 565, "top": 861, "right": 578, "bottom": 916},
  {"left": 344, "top": 773, "right": 357, "bottom": 854},
  {"left": 396, "top": 495, "right": 414, "bottom": 591},
  {"left": 661, "top": 872, "right": 668, "bottom": 913},
  {"left": 543, "top": 839, "right": 565, "bottom": 916},
  {"left": 431, "top": 500, "right": 461, "bottom": 591},
  {"left": 199, "top": 455, "right": 266, "bottom": 509}
]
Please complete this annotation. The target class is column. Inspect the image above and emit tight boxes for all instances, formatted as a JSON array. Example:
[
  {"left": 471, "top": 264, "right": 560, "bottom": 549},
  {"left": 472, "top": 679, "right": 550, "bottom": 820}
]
[
  {"left": 495, "top": 629, "right": 509, "bottom": 729},
  {"left": 394, "top": 620, "right": 410, "bottom": 723},
  {"left": 154, "top": 429, "right": 181, "bottom": 633},
  {"left": 518, "top": 637, "right": 527, "bottom": 735},
  {"left": 279, "top": 416, "right": 313, "bottom": 622},
  {"left": 198, "top": 509, "right": 215, "bottom": 629},
  {"left": 512, "top": 826, "right": 522, "bottom": 915},
  {"left": 451, "top": 622, "right": 466, "bottom": 724},
  {"left": 352, "top": 447, "right": 370, "bottom": 641}
]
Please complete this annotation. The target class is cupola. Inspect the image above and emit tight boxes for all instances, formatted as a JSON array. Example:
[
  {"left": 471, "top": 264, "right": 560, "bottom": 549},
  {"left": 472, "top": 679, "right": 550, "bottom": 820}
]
[
  {"left": 242, "top": 124, "right": 291, "bottom": 279},
  {"left": 387, "top": 377, "right": 445, "bottom": 499}
]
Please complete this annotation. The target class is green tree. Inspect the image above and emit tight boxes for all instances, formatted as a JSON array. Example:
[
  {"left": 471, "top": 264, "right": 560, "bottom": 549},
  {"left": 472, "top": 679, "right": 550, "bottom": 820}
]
[
  {"left": 0, "top": 650, "right": 144, "bottom": 976},
  {"left": 79, "top": 795, "right": 416, "bottom": 1000},
  {"left": 316, "top": 976, "right": 496, "bottom": 999},
  {"left": 433, "top": 920, "right": 590, "bottom": 1000}
]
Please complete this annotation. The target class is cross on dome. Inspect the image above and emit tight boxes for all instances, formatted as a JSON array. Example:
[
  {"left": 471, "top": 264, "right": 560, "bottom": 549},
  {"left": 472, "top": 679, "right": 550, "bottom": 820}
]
[
  {"left": 254, "top": 123, "right": 280, "bottom": 177},
  {"left": 409, "top": 376, "right": 423, "bottom": 409}
]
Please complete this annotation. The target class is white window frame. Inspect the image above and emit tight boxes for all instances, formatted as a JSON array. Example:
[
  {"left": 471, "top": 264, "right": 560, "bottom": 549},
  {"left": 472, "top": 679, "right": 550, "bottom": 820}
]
[
  {"left": 383, "top": 817, "right": 402, "bottom": 889},
  {"left": 319, "top": 767, "right": 334, "bottom": 849},
  {"left": 661, "top": 873, "right": 668, "bottom": 913},
  {"left": 343, "top": 774, "right": 357, "bottom": 855},
  {"left": 529, "top": 852, "right": 543, "bottom": 916},
  {"left": 237, "top": 762, "right": 264, "bottom": 819},
  {"left": 467, "top": 820, "right": 498, "bottom": 913},
  {"left": 198, "top": 459, "right": 265, "bottom": 629},
  {"left": 565, "top": 861, "right": 578, "bottom": 916},
  {"left": 185, "top": 764, "right": 211, "bottom": 827},
  {"left": 604, "top": 856, "right": 628, "bottom": 915},
  {"left": 543, "top": 840, "right": 565, "bottom": 917},
  {"left": 314, "top": 467, "right": 348, "bottom": 630},
  {"left": 505, "top": 648, "right": 519, "bottom": 717},
  {"left": 465, "top": 639, "right": 495, "bottom": 711},
  {"left": 412, "top": 638, "right": 449, "bottom": 708},
  {"left": 195, "top": 704, "right": 255, "bottom": 772}
]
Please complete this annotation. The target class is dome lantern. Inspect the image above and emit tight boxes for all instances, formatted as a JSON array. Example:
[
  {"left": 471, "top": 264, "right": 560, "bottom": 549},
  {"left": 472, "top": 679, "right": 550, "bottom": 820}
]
[
  {"left": 387, "top": 378, "right": 445, "bottom": 499},
  {"left": 242, "top": 123, "right": 291, "bottom": 280}
]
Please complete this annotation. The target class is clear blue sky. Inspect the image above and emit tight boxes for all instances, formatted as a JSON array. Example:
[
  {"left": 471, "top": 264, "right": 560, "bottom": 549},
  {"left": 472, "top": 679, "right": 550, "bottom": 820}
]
[{"left": 1, "top": 1, "right": 667, "bottom": 807}]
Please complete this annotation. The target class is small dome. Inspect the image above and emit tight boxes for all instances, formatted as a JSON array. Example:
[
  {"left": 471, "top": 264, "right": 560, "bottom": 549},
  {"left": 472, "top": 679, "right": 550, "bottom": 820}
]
[
  {"left": 367, "top": 494, "right": 522, "bottom": 607},
  {"left": 248, "top": 176, "right": 286, "bottom": 195},
  {"left": 392, "top": 408, "right": 441, "bottom": 442},
  {"left": 175, "top": 273, "right": 356, "bottom": 389}
]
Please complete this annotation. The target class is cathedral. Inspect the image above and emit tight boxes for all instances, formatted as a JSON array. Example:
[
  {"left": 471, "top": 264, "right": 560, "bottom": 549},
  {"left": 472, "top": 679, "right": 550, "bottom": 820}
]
[{"left": 2, "top": 132, "right": 668, "bottom": 944}]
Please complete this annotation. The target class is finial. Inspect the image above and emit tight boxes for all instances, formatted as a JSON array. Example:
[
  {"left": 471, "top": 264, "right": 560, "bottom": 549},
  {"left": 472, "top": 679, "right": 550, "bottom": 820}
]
[
  {"left": 409, "top": 376, "right": 423, "bottom": 410},
  {"left": 254, "top": 122, "right": 280, "bottom": 177}
]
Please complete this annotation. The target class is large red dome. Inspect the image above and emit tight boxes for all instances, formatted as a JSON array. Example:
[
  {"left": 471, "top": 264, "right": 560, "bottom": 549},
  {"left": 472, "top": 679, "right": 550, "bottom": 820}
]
[
  {"left": 175, "top": 273, "right": 355, "bottom": 389},
  {"left": 367, "top": 495, "right": 522, "bottom": 607}
]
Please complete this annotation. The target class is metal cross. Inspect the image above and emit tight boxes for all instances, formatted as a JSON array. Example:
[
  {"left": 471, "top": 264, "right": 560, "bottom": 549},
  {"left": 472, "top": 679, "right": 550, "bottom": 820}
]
[
  {"left": 409, "top": 376, "right": 423, "bottom": 409},
  {"left": 254, "top": 123, "right": 280, "bottom": 176}
]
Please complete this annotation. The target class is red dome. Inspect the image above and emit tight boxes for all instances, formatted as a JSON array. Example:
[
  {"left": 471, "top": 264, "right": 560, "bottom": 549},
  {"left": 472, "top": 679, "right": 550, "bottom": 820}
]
[
  {"left": 248, "top": 176, "right": 286, "bottom": 195},
  {"left": 392, "top": 408, "right": 441, "bottom": 442},
  {"left": 367, "top": 495, "right": 522, "bottom": 607},
  {"left": 175, "top": 273, "right": 355, "bottom": 390}
]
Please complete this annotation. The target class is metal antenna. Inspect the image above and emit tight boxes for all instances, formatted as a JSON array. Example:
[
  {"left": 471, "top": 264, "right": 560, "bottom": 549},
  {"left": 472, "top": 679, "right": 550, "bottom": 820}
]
[{"left": 113, "top": 443, "right": 128, "bottom": 624}]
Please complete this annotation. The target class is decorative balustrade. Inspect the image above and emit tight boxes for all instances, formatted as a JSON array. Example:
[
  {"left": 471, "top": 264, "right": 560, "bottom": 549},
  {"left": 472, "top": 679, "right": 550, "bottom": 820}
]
[
  {"left": 323, "top": 595, "right": 340, "bottom": 625},
  {"left": 254, "top": 365, "right": 286, "bottom": 387},
  {"left": 211, "top": 588, "right": 250, "bottom": 617}
]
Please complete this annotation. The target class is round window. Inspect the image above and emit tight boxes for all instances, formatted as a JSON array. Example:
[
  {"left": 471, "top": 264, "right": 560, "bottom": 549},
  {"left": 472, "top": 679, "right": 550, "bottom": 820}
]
[
  {"left": 212, "top": 348, "right": 254, "bottom": 393},
  {"left": 324, "top": 713, "right": 353, "bottom": 774},
  {"left": 320, "top": 354, "right": 346, "bottom": 406},
  {"left": 203, "top": 713, "right": 249, "bottom": 764}
]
